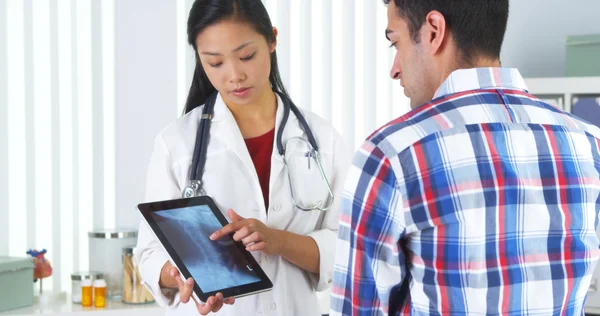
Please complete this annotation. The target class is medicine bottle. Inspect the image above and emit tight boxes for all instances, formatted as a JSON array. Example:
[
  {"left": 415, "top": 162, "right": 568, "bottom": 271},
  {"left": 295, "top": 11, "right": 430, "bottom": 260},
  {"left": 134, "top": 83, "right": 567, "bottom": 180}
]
[
  {"left": 93, "top": 279, "right": 107, "bottom": 308},
  {"left": 70, "top": 271, "right": 103, "bottom": 304},
  {"left": 81, "top": 279, "right": 93, "bottom": 307}
]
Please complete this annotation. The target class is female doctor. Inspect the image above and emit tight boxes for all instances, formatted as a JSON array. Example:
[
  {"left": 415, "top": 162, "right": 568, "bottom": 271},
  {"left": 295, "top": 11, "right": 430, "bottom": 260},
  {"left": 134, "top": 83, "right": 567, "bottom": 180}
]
[{"left": 134, "top": 0, "right": 350, "bottom": 315}]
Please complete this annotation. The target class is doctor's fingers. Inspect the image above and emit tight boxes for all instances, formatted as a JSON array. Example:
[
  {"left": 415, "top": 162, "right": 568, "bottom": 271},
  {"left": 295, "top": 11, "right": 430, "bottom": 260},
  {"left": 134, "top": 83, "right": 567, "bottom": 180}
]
[
  {"left": 232, "top": 225, "right": 256, "bottom": 242},
  {"left": 210, "top": 220, "right": 249, "bottom": 240},
  {"left": 211, "top": 293, "right": 225, "bottom": 312},
  {"left": 195, "top": 294, "right": 224, "bottom": 315},
  {"left": 168, "top": 267, "right": 190, "bottom": 295},
  {"left": 246, "top": 241, "right": 267, "bottom": 252},
  {"left": 241, "top": 231, "right": 264, "bottom": 246},
  {"left": 175, "top": 276, "right": 195, "bottom": 303}
]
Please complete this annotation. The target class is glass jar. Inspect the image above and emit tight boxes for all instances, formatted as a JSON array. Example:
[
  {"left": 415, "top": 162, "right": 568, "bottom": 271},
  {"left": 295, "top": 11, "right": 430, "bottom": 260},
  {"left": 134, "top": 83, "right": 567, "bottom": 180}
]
[
  {"left": 122, "top": 246, "right": 155, "bottom": 304},
  {"left": 71, "top": 271, "right": 103, "bottom": 304},
  {"left": 88, "top": 228, "right": 138, "bottom": 299}
]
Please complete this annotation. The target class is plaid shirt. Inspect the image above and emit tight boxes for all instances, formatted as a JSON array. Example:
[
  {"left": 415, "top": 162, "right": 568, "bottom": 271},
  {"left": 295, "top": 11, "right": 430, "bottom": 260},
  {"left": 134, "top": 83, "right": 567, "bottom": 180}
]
[{"left": 331, "top": 68, "right": 600, "bottom": 316}]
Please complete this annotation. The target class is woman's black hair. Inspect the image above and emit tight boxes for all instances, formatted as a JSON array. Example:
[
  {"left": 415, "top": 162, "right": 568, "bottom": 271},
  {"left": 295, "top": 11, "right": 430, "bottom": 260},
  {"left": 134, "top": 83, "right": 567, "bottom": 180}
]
[{"left": 184, "top": 0, "right": 289, "bottom": 114}]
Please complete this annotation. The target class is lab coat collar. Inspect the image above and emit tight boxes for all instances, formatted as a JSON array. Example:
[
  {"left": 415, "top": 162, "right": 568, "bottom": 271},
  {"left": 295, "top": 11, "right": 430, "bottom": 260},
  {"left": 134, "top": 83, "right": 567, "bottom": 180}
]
[
  {"left": 209, "top": 92, "right": 304, "bottom": 210},
  {"left": 210, "top": 93, "right": 228, "bottom": 123},
  {"left": 210, "top": 92, "right": 298, "bottom": 126},
  {"left": 210, "top": 92, "right": 303, "bottom": 151}
]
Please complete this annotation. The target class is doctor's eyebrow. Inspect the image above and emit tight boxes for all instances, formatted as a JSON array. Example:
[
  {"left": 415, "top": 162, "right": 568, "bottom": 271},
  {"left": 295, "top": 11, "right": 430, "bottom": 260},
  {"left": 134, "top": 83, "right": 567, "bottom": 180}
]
[
  {"left": 200, "top": 41, "right": 255, "bottom": 56},
  {"left": 385, "top": 29, "right": 393, "bottom": 41}
]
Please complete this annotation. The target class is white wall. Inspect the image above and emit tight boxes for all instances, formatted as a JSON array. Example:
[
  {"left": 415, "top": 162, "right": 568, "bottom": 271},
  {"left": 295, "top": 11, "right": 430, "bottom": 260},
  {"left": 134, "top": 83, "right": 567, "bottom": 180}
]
[
  {"left": 0, "top": 0, "right": 8, "bottom": 256},
  {"left": 115, "top": 0, "right": 179, "bottom": 228},
  {"left": 501, "top": 0, "right": 600, "bottom": 78}
]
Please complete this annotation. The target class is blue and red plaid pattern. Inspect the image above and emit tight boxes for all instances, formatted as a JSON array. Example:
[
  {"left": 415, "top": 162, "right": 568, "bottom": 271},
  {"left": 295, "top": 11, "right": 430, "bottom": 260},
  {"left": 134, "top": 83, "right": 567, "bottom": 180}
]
[{"left": 331, "top": 68, "right": 600, "bottom": 316}]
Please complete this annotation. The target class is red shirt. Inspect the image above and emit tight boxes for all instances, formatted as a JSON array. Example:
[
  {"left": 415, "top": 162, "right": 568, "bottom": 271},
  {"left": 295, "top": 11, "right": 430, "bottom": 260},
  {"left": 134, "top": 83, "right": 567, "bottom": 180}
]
[{"left": 244, "top": 128, "right": 274, "bottom": 211}]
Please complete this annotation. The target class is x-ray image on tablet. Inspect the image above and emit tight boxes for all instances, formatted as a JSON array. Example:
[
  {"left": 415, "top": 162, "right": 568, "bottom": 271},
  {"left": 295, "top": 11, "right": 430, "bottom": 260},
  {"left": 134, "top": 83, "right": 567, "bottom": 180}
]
[
  {"left": 150, "top": 206, "right": 260, "bottom": 292},
  {"left": 138, "top": 196, "right": 272, "bottom": 301}
]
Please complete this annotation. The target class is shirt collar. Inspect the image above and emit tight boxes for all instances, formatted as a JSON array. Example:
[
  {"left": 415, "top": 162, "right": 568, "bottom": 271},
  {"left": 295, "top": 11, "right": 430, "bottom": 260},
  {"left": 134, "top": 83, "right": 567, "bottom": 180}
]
[{"left": 433, "top": 67, "right": 528, "bottom": 99}]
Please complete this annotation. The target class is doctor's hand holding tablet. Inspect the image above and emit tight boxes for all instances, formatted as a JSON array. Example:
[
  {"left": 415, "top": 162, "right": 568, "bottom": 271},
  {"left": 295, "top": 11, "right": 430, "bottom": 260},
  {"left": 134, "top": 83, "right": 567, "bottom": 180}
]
[
  {"left": 138, "top": 197, "right": 275, "bottom": 315},
  {"left": 150, "top": 206, "right": 284, "bottom": 315},
  {"left": 160, "top": 262, "right": 234, "bottom": 314}
]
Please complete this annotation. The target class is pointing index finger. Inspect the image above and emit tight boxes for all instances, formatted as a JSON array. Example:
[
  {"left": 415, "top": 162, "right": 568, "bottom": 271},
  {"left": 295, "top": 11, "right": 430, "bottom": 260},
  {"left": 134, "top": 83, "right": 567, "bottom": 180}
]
[{"left": 210, "top": 220, "right": 245, "bottom": 240}]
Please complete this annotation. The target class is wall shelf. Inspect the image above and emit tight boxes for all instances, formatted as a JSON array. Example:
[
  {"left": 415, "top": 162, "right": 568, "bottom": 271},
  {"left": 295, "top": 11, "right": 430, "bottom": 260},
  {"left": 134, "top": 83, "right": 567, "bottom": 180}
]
[{"left": 524, "top": 76, "right": 600, "bottom": 113}]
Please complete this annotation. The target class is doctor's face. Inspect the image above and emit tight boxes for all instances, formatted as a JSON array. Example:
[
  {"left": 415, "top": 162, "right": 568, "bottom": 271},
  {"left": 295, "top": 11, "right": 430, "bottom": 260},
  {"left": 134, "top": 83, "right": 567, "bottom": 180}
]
[
  {"left": 195, "top": 19, "right": 276, "bottom": 106},
  {"left": 386, "top": 1, "right": 436, "bottom": 109}
]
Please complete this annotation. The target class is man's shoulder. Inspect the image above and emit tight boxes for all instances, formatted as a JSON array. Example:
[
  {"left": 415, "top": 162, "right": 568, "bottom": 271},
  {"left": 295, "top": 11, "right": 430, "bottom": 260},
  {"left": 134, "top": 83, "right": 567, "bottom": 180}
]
[{"left": 364, "top": 96, "right": 463, "bottom": 160}]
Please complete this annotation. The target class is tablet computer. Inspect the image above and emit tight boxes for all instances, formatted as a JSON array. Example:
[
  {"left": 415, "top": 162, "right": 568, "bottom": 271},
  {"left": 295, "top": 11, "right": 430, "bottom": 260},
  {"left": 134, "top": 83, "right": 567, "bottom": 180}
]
[{"left": 138, "top": 196, "right": 273, "bottom": 302}]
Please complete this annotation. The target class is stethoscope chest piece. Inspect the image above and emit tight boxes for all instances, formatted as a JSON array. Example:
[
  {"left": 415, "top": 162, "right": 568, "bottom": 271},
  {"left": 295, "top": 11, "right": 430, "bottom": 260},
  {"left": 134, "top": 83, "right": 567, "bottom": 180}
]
[{"left": 182, "top": 180, "right": 203, "bottom": 198}]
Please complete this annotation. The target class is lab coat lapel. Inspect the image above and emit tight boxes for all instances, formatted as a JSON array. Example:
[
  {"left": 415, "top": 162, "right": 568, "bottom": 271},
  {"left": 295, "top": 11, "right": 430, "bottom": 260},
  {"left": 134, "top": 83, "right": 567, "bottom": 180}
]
[
  {"left": 210, "top": 94, "right": 261, "bottom": 192},
  {"left": 269, "top": 94, "right": 305, "bottom": 190},
  {"left": 208, "top": 93, "right": 307, "bottom": 212}
]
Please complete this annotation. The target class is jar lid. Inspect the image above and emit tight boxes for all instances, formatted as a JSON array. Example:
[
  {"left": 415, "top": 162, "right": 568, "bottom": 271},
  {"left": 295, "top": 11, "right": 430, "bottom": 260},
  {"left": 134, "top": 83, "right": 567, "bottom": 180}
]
[
  {"left": 71, "top": 271, "right": 103, "bottom": 281},
  {"left": 88, "top": 228, "right": 138, "bottom": 239},
  {"left": 122, "top": 246, "right": 136, "bottom": 255}
]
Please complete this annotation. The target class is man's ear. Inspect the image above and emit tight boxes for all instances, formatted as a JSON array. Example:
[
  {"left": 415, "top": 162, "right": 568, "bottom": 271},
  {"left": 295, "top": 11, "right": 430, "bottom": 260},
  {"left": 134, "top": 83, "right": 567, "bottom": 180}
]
[
  {"left": 422, "top": 10, "right": 447, "bottom": 55},
  {"left": 270, "top": 27, "right": 278, "bottom": 53}
]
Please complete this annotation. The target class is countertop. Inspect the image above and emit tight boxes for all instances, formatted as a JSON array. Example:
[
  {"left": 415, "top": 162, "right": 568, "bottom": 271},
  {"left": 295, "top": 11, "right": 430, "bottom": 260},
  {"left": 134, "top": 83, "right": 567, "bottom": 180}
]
[{"left": 0, "top": 293, "right": 164, "bottom": 316}]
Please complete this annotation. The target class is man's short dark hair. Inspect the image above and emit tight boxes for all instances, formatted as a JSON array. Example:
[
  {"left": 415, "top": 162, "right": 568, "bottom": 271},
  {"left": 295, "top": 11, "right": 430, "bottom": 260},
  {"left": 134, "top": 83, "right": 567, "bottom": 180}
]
[{"left": 383, "top": 0, "right": 509, "bottom": 62}]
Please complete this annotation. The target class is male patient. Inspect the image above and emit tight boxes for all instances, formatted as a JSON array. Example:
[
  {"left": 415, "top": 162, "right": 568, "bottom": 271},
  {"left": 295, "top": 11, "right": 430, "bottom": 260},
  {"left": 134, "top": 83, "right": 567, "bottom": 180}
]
[{"left": 331, "top": 0, "right": 600, "bottom": 315}]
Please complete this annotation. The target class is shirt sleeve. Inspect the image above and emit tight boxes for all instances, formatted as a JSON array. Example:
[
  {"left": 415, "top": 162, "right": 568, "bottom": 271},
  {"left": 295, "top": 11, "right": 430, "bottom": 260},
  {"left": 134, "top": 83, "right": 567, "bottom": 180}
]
[
  {"left": 330, "top": 140, "right": 407, "bottom": 316},
  {"left": 134, "top": 132, "right": 183, "bottom": 308}
]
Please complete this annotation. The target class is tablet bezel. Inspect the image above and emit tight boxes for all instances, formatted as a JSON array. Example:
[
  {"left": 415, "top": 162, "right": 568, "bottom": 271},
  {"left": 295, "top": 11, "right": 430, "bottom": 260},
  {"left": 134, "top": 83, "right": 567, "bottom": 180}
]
[{"left": 138, "top": 195, "right": 273, "bottom": 302}]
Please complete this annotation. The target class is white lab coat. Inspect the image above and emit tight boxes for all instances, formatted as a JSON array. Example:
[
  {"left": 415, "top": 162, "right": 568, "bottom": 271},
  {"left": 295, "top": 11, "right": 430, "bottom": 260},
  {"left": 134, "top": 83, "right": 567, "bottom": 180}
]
[{"left": 134, "top": 93, "right": 351, "bottom": 316}]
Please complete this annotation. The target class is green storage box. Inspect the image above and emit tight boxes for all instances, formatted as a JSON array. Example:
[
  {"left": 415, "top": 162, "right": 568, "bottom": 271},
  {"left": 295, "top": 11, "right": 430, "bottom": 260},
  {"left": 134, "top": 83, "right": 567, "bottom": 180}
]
[
  {"left": 566, "top": 34, "right": 600, "bottom": 77},
  {"left": 0, "top": 257, "right": 35, "bottom": 312}
]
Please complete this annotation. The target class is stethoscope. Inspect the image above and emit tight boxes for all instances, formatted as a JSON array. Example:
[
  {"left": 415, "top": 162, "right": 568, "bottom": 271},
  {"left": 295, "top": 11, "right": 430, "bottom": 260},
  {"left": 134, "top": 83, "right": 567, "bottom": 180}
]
[{"left": 181, "top": 91, "right": 334, "bottom": 212}]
